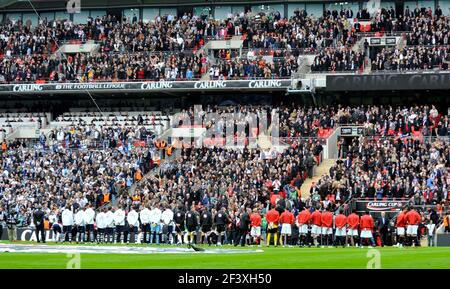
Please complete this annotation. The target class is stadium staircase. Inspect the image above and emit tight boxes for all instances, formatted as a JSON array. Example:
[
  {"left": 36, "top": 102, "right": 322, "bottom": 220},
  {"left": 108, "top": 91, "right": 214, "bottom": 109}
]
[{"left": 299, "top": 158, "right": 337, "bottom": 199}]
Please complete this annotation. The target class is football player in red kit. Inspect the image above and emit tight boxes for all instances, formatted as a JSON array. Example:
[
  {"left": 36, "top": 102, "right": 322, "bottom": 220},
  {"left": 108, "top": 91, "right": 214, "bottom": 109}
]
[
  {"left": 250, "top": 208, "right": 262, "bottom": 245},
  {"left": 320, "top": 207, "right": 333, "bottom": 247},
  {"left": 360, "top": 210, "right": 376, "bottom": 248},
  {"left": 346, "top": 211, "right": 360, "bottom": 247},
  {"left": 279, "top": 208, "right": 295, "bottom": 247},
  {"left": 334, "top": 208, "right": 347, "bottom": 247},
  {"left": 405, "top": 206, "right": 422, "bottom": 247},
  {"left": 296, "top": 207, "right": 311, "bottom": 247},
  {"left": 265, "top": 204, "right": 280, "bottom": 247},
  {"left": 310, "top": 207, "right": 322, "bottom": 247},
  {"left": 395, "top": 207, "right": 407, "bottom": 247}
]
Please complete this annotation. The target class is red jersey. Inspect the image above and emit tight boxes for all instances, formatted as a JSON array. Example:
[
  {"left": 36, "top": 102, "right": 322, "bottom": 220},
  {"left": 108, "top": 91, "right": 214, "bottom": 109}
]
[
  {"left": 335, "top": 214, "right": 347, "bottom": 229},
  {"left": 321, "top": 211, "right": 333, "bottom": 228},
  {"left": 347, "top": 213, "right": 360, "bottom": 229},
  {"left": 297, "top": 209, "right": 311, "bottom": 225},
  {"left": 310, "top": 210, "right": 322, "bottom": 226},
  {"left": 396, "top": 212, "right": 406, "bottom": 227},
  {"left": 265, "top": 209, "right": 280, "bottom": 224},
  {"left": 405, "top": 210, "right": 421, "bottom": 225},
  {"left": 360, "top": 214, "right": 374, "bottom": 230},
  {"left": 270, "top": 194, "right": 279, "bottom": 206},
  {"left": 250, "top": 213, "right": 261, "bottom": 227},
  {"left": 280, "top": 211, "right": 295, "bottom": 225}
]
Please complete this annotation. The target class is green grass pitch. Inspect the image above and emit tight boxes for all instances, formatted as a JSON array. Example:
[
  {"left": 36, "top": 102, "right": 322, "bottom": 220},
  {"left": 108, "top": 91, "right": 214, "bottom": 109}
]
[{"left": 0, "top": 242, "right": 449, "bottom": 269}]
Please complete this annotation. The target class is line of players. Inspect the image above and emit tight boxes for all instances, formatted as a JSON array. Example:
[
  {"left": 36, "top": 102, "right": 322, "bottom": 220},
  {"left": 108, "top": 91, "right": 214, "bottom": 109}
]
[
  {"left": 42, "top": 202, "right": 422, "bottom": 247},
  {"left": 262, "top": 204, "right": 422, "bottom": 248},
  {"left": 45, "top": 204, "right": 231, "bottom": 245}
]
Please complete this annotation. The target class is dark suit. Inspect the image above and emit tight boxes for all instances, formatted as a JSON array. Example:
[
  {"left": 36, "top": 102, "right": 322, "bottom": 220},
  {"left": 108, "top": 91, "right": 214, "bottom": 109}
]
[
  {"left": 33, "top": 210, "right": 46, "bottom": 243},
  {"left": 234, "top": 212, "right": 250, "bottom": 246},
  {"left": 377, "top": 216, "right": 389, "bottom": 246}
]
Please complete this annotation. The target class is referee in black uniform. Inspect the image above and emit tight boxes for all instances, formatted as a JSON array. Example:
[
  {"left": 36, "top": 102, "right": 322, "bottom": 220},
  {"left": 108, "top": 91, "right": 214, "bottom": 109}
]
[
  {"left": 213, "top": 207, "right": 228, "bottom": 245},
  {"left": 199, "top": 208, "right": 213, "bottom": 245},
  {"left": 174, "top": 206, "right": 185, "bottom": 244},
  {"left": 185, "top": 207, "right": 198, "bottom": 244}
]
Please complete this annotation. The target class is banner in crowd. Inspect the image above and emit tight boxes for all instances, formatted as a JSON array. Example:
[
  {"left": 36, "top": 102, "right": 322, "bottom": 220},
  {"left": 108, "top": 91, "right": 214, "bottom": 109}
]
[
  {"left": 354, "top": 200, "right": 410, "bottom": 213},
  {"left": 0, "top": 79, "right": 293, "bottom": 94},
  {"left": 326, "top": 73, "right": 450, "bottom": 91}
]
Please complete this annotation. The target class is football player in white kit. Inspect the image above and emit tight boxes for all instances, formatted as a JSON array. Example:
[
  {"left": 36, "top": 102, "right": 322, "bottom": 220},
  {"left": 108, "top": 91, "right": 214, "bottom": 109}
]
[
  {"left": 105, "top": 207, "right": 115, "bottom": 243},
  {"left": 74, "top": 207, "right": 86, "bottom": 243},
  {"left": 96, "top": 208, "right": 107, "bottom": 243},
  {"left": 139, "top": 205, "right": 152, "bottom": 243},
  {"left": 61, "top": 205, "right": 74, "bottom": 242},
  {"left": 161, "top": 205, "right": 175, "bottom": 244},
  {"left": 84, "top": 204, "right": 96, "bottom": 243}
]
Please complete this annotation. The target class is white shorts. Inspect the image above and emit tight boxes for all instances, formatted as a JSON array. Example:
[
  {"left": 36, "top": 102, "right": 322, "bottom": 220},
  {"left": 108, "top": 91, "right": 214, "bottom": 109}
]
[
  {"left": 335, "top": 227, "right": 347, "bottom": 236},
  {"left": 347, "top": 228, "right": 359, "bottom": 236},
  {"left": 250, "top": 226, "right": 261, "bottom": 237},
  {"left": 397, "top": 227, "right": 405, "bottom": 236},
  {"left": 360, "top": 229, "right": 373, "bottom": 239},
  {"left": 321, "top": 227, "right": 332, "bottom": 235},
  {"left": 407, "top": 225, "right": 418, "bottom": 235},
  {"left": 298, "top": 224, "right": 308, "bottom": 234},
  {"left": 281, "top": 224, "right": 292, "bottom": 235},
  {"left": 311, "top": 225, "right": 322, "bottom": 235}
]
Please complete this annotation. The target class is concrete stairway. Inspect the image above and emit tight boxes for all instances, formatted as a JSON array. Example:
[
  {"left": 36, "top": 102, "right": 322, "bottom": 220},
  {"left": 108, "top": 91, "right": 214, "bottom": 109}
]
[{"left": 300, "top": 158, "right": 337, "bottom": 199}]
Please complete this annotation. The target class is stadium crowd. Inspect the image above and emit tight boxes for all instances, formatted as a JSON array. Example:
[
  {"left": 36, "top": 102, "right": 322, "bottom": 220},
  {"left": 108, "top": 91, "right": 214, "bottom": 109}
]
[
  {"left": 0, "top": 6, "right": 366, "bottom": 83},
  {"left": 0, "top": 103, "right": 448, "bottom": 246},
  {"left": 371, "top": 46, "right": 449, "bottom": 71}
]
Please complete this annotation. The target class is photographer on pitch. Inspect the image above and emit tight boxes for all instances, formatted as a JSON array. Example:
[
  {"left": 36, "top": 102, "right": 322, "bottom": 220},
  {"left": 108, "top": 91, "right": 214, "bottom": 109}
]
[
  {"left": 0, "top": 207, "right": 4, "bottom": 240},
  {"left": 6, "top": 205, "right": 19, "bottom": 242}
]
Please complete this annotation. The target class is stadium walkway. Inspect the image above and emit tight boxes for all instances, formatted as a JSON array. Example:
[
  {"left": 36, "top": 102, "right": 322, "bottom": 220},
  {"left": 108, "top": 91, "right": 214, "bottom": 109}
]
[{"left": 300, "top": 159, "right": 337, "bottom": 199}]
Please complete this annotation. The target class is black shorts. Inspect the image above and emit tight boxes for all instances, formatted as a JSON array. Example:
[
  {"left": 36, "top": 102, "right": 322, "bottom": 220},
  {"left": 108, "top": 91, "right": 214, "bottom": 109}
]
[
  {"left": 141, "top": 223, "right": 150, "bottom": 232},
  {"left": 85, "top": 224, "right": 94, "bottom": 231},
  {"left": 267, "top": 228, "right": 278, "bottom": 234},
  {"left": 77, "top": 226, "right": 85, "bottom": 233},
  {"left": 63, "top": 225, "right": 72, "bottom": 233},
  {"left": 52, "top": 224, "right": 62, "bottom": 233},
  {"left": 201, "top": 225, "right": 212, "bottom": 233},
  {"left": 216, "top": 224, "right": 225, "bottom": 233},
  {"left": 187, "top": 225, "right": 196, "bottom": 233},
  {"left": 175, "top": 223, "right": 184, "bottom": 233}
]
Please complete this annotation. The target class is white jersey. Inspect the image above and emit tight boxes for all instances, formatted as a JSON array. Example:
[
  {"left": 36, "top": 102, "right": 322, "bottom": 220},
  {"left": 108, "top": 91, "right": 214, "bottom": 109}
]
[
  {"left": 114, "top": 209, "right": 125, "bottom": 226},
  {"left": 84, "top": 207, "right": 95, "bottom": 225},
  {"left": 139, "top": 208, "right": 151, "bottom": 224},
  {"left": 96, "top": 212, "right": 107, "bottom": 229},
  {"left": 127, "top": 210, "right": 139, "bottom": 227},
  {"left": 161, "top": 209, "right": 174, "bottom": 225},
  {"left": 149, "top": 208, "right": 162, "bottom": 224},
  {"left": 74, "top": 210, "right": 86, "bottom": 226},
  {"left": 61, "top": 209, "right": 74, "bottom": 226},
  {"left": 48, "top": 212, "right": 58, "bottom": 224},
  {"left": 105, "top": 211, "right": 115, "bottom": 228}
]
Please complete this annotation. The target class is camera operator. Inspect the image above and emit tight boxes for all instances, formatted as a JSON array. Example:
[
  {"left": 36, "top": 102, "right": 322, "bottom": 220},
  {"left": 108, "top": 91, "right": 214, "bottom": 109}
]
[
  {"left": 6, "top": 205, "right": 19, "bottom": 242},
  {"left": 0, "top": 206, "right": 5, "bottom": 240}
]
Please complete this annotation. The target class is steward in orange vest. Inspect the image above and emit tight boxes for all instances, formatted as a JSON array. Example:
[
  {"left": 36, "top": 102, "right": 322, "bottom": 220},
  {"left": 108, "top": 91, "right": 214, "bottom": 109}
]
[{"left": 135, "top": 169, "right": 143, "bottom": 181}]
